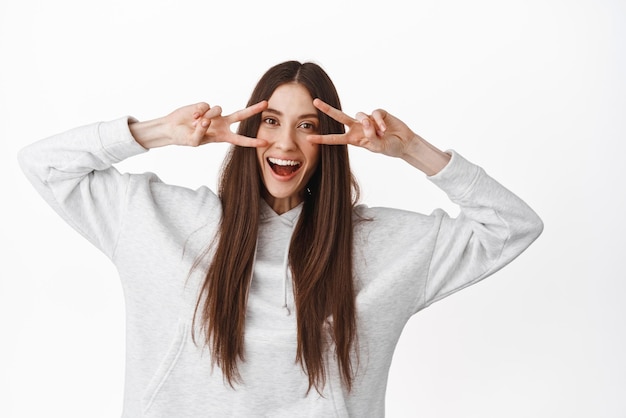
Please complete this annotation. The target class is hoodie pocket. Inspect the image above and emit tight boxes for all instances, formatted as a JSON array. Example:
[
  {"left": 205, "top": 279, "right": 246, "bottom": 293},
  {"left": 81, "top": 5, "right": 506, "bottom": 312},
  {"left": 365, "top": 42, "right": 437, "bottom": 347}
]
[
  {"left": 141, "top": 320, "right": 233, "bottom": 417},
  {"left": 140, "top": 322, "right": 349, "bottom": 417},
  {"left": 140, "top": 321, "right": 190, "bottom": 416}
]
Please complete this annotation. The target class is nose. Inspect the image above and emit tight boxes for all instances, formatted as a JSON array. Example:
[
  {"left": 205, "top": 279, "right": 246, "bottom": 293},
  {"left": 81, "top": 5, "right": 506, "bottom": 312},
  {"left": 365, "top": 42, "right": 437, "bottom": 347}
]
[{"left": 273, "top": 127, "right": 297, "bottom": 151}]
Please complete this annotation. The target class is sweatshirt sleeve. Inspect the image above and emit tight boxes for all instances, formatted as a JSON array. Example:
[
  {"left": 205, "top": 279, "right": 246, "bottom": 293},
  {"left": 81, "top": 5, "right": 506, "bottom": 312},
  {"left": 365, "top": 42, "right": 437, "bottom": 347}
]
[
  {"left": 419, "top": 151, "right": 543, "bottom": 310},
  {"left": 17, "top": 116, "right": 148, "bottom": 259}
]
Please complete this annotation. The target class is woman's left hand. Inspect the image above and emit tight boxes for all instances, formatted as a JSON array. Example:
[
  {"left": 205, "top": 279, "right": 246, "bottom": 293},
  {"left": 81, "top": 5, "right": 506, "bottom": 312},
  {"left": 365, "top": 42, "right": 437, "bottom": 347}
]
[
  {"left": 307, "top": 98, "right": 450, "bottom": 175},
  {"left": 307, "top": 98, "right": 419, "bottom": 159}
]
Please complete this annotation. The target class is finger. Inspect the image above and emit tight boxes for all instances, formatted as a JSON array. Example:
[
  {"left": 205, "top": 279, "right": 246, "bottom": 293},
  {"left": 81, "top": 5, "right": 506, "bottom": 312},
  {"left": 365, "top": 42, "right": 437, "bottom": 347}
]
[
  {"left": 226, "top": 100, "right": 268, "bottom": 123},
  {"left": 192, "top": 106, "right": 222, "bottom": 128},
  {"left": 189, "top": 117, "right": 212, "bottom": 146},
  {"left": 355, "top": 112, "right": 377, "bottom": 138},
  {"left": 371, "top": 109, "right": 387, "bottom": 134},
  {"left": 227, "top": 134, "right": 268, "bottom": 148},
  {"left": 192, "top": 102, "right": 211, "bottom": 119},
  {"left": 204, "top": 105, "right": 223, "bottom": 119},
  {"left": 313, "top": 98, "right": 356, "bottom": 126},
  {"left": 306, "top": 133, "right": 350, "bottom": 145},
  {"left": 354, "top": 111, "right": 368, "bottom": 122}
]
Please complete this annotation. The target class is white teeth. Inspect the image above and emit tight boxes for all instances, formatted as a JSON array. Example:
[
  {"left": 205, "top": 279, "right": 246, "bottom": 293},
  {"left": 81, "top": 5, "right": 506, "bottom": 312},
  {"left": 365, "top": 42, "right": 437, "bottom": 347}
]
[{"left": 268, "top": 157, "right": 300, "bottom": 166}]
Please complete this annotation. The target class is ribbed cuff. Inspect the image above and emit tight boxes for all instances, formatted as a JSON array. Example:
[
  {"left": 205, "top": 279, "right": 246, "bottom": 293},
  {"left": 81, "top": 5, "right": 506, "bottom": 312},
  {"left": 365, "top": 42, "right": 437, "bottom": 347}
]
[
  {"left": 427, "top": 150, "right": 484, "bottom": 201},
  {"left": 97, "top": 116, "right": 148, "bottom": 164}
]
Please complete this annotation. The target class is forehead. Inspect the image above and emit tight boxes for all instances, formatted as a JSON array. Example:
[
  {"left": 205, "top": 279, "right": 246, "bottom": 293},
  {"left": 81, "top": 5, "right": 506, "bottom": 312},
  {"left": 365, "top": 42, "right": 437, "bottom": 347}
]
[{"left": 267, "top": 83, "right": 316, "bottom": 114}]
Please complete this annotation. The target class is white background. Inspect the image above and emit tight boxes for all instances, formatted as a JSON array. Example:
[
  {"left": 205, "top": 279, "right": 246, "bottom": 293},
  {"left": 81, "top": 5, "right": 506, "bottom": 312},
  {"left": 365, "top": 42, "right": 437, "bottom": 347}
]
[{"left": 1, "top": 0, "right": 624, "bottom": 417}]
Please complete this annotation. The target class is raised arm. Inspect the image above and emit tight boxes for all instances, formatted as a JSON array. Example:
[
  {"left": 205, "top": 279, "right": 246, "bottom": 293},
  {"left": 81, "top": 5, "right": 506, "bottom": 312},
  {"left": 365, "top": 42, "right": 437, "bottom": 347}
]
[
  {"left": 18, "top": 115, "right": 149, "bottom": 257},
  {"left": 307, "top": 98, "right": 450, "bottom": 175},
  {"left": 309, "top": 99, "right": 543, "bottom": 310},
  {"left": 17, "top": 101, "right": 268, "bottom": 258}
]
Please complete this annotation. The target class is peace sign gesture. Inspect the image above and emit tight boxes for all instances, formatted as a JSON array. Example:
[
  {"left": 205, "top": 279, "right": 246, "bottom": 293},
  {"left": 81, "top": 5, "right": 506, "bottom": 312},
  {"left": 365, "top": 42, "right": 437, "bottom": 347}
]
[
  {"left": 306, "top": 98, "right": 417, "bottom": 158},
  {"left": 188, "top": 101, "right": 269, "bottom": 147},
  {"left": 307, "top": 99, "right": 450, "bottom": 175},
  {"left": 131, "top": 101, "right": 269, "bottom": 149}
]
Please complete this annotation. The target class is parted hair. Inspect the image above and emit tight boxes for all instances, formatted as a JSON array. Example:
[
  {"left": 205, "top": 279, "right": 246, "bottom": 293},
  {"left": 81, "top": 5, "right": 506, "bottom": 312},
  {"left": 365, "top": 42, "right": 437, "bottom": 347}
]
[{"left": 193, "top": 60, "right": 360, "bottom": 393}]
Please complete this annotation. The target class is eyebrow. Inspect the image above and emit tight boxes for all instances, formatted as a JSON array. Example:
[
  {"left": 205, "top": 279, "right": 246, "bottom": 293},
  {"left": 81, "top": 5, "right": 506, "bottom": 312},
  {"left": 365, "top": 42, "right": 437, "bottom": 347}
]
[{"left": 264, "top": 108, "right": 319, "bottom": 120}]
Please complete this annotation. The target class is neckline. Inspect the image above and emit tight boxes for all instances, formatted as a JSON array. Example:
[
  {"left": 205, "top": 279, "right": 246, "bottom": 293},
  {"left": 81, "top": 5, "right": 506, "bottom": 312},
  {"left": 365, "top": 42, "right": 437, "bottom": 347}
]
[{"left": 259, "top": 199, "right": 303, "bottom": 224}]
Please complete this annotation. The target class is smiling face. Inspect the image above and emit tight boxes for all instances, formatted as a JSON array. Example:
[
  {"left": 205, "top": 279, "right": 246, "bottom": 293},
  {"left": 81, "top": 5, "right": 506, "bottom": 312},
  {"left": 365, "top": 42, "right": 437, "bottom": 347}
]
[{"left": 256, "top": 83, "right": 320, "bottom": 214}]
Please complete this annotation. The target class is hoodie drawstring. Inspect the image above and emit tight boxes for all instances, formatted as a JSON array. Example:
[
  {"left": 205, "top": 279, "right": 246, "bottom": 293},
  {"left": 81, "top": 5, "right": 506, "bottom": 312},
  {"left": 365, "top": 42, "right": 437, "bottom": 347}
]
[
  {"left": 281, "top": 237, "right": 292, "bottom": 316},
  {"left": 281, "top": 220, "right": 299, "bottom": 316}
]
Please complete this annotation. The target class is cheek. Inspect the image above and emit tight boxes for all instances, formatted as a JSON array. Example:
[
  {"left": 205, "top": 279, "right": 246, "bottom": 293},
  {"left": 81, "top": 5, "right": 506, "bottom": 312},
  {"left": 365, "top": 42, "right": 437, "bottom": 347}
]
[
  {"left": 255, "top": 126, "right": 271, "bottom": 147},
  {"left": 256, "top": 147, "right": 266, "bottom": 167},
  {"left": 305, "top": 143, "right": 320, "bottom": 165}
]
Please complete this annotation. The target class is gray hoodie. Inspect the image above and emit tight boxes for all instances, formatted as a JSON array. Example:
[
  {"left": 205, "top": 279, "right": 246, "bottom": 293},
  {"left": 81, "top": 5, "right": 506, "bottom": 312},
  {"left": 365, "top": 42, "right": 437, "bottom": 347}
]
[{"left": 18, "top": 116, "right": 543, "bottom": 417}]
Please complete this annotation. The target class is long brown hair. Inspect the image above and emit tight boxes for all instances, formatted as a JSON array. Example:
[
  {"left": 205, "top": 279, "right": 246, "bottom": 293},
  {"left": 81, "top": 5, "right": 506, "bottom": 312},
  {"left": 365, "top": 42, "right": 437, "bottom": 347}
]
[{"left": 193, "top": 61, "right": 360, "bottom": 393}]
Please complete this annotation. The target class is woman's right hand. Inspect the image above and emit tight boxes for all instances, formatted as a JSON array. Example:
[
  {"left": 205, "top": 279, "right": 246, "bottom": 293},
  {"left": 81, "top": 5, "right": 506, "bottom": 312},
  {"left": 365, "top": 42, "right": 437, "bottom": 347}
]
[{"left": 130, "top": 101, "right": 268, "bottom": 149}]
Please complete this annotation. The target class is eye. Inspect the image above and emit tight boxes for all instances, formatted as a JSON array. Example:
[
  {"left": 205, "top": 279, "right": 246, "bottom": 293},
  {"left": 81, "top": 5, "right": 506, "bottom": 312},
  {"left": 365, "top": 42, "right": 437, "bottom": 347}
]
[
  {"left": 263, "top": 117, "right": 278, "bottom": 126},
  {"left": 298, "top": 121, "right": 317, "bottom": 131}
]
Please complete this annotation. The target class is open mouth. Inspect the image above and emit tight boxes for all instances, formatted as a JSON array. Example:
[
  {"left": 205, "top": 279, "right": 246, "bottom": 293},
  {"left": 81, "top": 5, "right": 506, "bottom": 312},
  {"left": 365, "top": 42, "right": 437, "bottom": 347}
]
[{"left": 268, "top": 157, "right": 302, "bottom": 177}]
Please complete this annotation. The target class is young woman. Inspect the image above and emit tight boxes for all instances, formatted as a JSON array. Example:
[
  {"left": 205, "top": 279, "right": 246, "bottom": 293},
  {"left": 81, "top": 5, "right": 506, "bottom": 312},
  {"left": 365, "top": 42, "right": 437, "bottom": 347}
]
[{"left": 18, "top": 60, "right": 543, "bottom": 417}]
